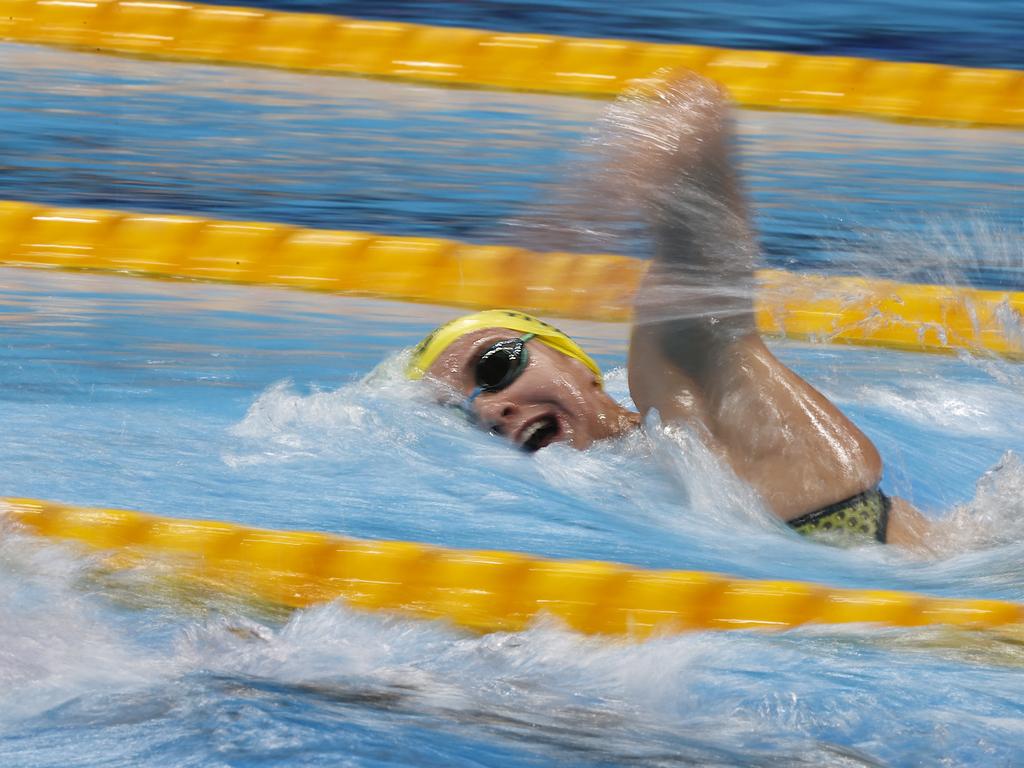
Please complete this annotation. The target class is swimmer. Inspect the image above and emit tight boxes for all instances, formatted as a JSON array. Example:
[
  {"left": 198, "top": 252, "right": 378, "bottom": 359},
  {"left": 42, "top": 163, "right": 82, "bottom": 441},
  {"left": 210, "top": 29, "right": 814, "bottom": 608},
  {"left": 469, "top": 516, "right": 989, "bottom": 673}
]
[{"left": 406, "top": 72, "right": 931, "bottom": 549}]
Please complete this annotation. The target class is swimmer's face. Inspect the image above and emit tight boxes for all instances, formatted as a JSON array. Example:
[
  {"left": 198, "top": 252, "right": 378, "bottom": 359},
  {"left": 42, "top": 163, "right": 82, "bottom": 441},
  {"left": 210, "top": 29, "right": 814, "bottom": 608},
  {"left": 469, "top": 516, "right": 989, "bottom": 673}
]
[{"left": 426, "top": 328, "right": 638, "bottom": 452}]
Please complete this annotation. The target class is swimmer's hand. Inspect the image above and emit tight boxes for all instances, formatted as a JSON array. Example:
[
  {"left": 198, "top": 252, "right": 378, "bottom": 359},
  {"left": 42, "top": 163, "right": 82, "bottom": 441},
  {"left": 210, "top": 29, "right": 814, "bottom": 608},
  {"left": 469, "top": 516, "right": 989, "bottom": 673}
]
[
  {"left": 602, "top": 74, "right": 735, "bottom": 206},
  {"left": 603, "top": 71, "right": 756, "bottom": 330}
]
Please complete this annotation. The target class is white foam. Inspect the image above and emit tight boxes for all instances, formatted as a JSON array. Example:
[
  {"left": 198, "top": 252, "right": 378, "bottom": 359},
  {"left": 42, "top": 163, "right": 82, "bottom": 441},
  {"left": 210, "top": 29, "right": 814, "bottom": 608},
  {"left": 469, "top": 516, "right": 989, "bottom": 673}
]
[
  {"left": 929, "top": 451, "right": 1024, "bottom": 554},
  {"left": 853, "top": 379, "right": 1024, "bottom": 438},
  {"left": 0, "top": 530, "right": 176, "bottom": 721}
]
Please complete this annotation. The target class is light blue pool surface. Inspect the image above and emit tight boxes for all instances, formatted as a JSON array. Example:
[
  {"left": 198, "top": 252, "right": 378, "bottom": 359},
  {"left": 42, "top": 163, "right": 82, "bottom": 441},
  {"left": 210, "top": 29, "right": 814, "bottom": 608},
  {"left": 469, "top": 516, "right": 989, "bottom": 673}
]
[{"left": 1, "top": 2, "right": 1024, "bottom": 766}]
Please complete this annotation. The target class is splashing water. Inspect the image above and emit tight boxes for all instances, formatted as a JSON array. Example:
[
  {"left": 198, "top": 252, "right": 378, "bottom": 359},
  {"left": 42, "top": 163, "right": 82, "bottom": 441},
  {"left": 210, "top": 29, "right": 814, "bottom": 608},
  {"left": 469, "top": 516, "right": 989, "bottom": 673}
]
[{"left": 3, "top": 269, "right": 1024, "bottom": 765}]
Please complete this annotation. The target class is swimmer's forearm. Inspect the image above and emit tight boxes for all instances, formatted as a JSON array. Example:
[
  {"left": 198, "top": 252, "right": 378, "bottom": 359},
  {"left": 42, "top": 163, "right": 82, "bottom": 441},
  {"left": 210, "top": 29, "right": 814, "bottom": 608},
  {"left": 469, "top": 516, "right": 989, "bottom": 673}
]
[
  {"left": 633, "top": 267, "right": 755, "bottom": 384},
  {"left": 641, "top": 75, "right": 755, "bottom": 268},
  {"left": 648, "top": 141, "right": 755, "bottom": 282},
  {"left": 635, "top": 75, "right": 757, "bottom": 345}
]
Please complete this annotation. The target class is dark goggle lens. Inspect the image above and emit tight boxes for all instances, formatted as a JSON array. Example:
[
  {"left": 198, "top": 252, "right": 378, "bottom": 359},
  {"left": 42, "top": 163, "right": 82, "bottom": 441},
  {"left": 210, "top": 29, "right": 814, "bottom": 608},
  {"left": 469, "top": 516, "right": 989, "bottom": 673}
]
[{"left": 475, "top": 339, "right": 527, "bottom": 391}]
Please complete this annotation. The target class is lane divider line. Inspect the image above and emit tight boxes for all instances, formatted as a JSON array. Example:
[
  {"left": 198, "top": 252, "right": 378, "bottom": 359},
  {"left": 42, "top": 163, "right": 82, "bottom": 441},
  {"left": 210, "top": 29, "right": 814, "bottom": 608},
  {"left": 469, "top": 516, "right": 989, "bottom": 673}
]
[
  {"left": 0, "top": 0, "right": 1021, "bottom": 126},
  {"left": 5, "top": 497, "right": 1022, "bottom": 636},
  {"left": 1, "top": 199, "right": 1021, "bottom": 359}
]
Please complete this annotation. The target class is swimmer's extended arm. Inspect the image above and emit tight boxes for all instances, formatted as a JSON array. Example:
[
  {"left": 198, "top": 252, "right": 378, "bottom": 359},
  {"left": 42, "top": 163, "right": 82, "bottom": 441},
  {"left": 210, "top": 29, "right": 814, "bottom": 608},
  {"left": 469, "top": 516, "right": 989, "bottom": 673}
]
[{"left": 624, "top": 74, "right": 882, "bottom": 521}]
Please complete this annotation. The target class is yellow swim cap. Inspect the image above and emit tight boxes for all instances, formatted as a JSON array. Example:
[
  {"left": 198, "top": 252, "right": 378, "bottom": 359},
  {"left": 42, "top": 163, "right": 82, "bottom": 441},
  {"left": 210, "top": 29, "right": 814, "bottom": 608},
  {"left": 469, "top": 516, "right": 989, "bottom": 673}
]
[{"left": 405, "top": 309, "right": 602, "bottom": 385}]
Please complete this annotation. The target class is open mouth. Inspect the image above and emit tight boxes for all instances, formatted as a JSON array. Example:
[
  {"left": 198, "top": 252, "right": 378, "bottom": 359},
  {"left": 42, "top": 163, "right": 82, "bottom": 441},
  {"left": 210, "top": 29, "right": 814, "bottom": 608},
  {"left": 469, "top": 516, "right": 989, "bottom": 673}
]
[{"left": 519, "top": 415, "right": 561, "bottom": 453}]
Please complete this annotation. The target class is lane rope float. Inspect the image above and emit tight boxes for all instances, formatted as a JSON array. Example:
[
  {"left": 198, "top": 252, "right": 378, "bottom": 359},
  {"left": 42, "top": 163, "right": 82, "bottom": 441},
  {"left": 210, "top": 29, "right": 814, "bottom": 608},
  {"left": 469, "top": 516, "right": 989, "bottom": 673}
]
[
  {"left": 1, "top": 199, "right": 1022, "bottom": 359},
  {"left": 0, "top": 0, "right": 1021, "bottom": 127},
  {"left": 4, "top": 497, "right": 1022, "bottom": 637}
]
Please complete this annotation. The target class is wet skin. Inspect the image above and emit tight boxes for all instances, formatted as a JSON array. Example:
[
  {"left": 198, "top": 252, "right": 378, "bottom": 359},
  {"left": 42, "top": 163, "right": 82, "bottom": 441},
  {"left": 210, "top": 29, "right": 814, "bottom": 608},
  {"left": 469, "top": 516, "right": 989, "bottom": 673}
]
[{"left": 425, "top": 327, "right": 639, "bottom": 452}]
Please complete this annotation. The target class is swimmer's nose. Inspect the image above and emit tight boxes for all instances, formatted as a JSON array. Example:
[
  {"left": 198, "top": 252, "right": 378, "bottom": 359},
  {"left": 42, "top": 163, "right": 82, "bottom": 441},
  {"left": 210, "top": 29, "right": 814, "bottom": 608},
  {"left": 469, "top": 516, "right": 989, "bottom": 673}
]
[{"left": 474, "top": 396, "right": 518, "bottom": 436}]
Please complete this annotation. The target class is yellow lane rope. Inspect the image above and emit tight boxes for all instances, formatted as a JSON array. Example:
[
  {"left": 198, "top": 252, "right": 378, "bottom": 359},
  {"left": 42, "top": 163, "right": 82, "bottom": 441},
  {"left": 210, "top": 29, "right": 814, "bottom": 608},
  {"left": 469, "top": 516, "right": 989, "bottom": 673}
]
[
  {"left": 2, "top": 199, "right": 1022, "bottom": 359},
  {"left": 5, "top": 497, "right": 1022, "bottom": 636},
  {"left": 0, "top": 0, "right": 1021, "bottom": 127}
]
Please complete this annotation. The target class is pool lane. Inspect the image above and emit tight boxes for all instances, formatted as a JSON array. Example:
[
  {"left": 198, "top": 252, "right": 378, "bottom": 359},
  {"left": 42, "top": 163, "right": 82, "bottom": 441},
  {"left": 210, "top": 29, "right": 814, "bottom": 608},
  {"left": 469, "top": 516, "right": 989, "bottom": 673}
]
[
  {"left": 1, "top": 43, "right": 1021, "bottom": 288},
  {"left": 198, "top": 0, "right": 1023, "bottom": 70}
]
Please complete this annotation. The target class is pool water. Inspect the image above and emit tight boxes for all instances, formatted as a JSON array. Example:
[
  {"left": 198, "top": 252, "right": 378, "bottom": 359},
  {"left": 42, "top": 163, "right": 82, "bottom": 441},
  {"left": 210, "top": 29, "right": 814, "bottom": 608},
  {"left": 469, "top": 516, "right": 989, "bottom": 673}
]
[{"left": 2, "top": 3, "right": 1024, "bottom": 766}]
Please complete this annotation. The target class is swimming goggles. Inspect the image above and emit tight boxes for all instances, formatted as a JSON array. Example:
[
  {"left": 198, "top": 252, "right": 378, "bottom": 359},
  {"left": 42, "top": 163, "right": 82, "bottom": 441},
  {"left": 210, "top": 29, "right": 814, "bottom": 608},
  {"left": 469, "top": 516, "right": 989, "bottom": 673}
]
[{"left": 465, "top": 333, "right": 536, "bottom": 409}]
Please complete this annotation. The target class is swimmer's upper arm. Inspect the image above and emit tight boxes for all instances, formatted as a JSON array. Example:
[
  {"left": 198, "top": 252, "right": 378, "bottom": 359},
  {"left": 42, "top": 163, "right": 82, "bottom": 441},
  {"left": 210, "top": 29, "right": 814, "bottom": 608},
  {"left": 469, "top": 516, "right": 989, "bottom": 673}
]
[
  {"left": 629, "top": 322, "right": 883, "bottom": 520},
  {"left": 621, "top": 75, "right": 882, "bottom": 519}
]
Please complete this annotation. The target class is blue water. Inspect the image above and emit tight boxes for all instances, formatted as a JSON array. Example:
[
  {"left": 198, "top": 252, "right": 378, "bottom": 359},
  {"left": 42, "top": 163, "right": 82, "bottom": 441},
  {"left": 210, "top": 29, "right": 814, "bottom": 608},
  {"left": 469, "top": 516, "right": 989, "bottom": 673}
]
[{"left": 2, "top": 3, "right": 1024, "bottom": 766}]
